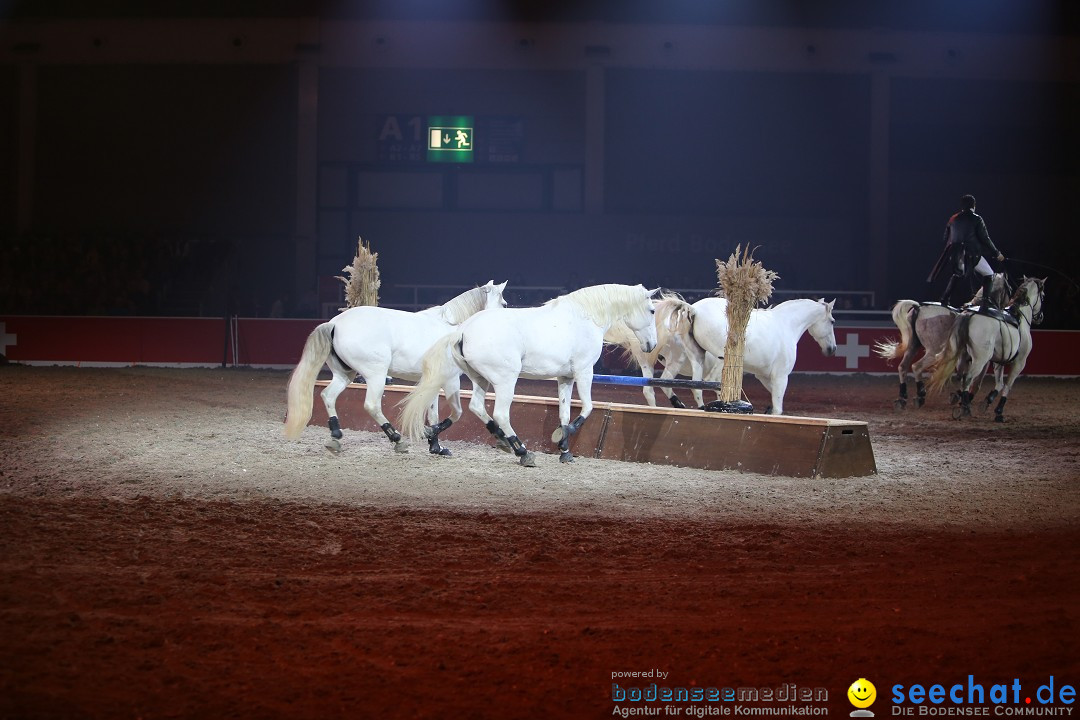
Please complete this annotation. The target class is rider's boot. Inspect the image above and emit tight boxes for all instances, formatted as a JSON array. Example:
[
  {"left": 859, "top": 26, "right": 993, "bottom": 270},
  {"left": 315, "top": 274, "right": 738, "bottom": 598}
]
[
  {"left": 978, "top": 275, "right": 996, "bottom": 315},
  {"left": 940, "top": 275, "right": 958, "bottom": 306}
]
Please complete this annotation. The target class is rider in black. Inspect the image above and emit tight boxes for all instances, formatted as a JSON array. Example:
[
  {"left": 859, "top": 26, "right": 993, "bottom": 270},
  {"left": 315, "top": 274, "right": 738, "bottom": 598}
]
[{"left": 936, "top": 195, "right": 1006, "bottom": 313}]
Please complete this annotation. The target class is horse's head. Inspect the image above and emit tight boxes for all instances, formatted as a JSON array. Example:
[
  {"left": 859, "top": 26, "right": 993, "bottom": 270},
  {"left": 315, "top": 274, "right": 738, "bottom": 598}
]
[
  {"left": 809, "top": 299, "right": 837, "bottom": 357},
  {"left": 1017, "top": 276, "right": 1047, "bottom": 325},
  {"left": 625, "top": 285, "right": 659, "bottom": 354},
  {"left": 482, "top": 280, "right": 509, "bottom": 310}
]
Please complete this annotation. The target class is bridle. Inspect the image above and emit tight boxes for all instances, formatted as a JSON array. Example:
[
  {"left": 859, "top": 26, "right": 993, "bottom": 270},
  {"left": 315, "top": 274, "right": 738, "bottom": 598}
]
[{"left": 1011, "top": 281, "right": 1044, "bottom": 327}]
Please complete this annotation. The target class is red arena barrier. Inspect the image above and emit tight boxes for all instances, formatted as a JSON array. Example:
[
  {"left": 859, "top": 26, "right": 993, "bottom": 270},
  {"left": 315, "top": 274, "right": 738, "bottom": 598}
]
[{"left": 1, "top": 315, "right": 1078, "bottom": 376}]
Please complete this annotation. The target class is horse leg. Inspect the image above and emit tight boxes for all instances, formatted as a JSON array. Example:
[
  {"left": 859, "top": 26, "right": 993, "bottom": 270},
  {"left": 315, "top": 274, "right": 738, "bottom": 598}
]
[
  {"left": 952, "top": 379, "right": 975, "bottom": 420},
  {"left": 552, "top": 375, "right": 595, "bottom": 463},
  {"left": 758, "top": 372, "right": 786, "bottom": 416},
  {"left": 319, "top": 366, "right": 355, "bottom": 453},
  {"left": 656, "top": 358, "right": 684, "bottom": 408},
  {"left": 490, "top": 381, "right": 535, "bottom": 467},
  {"left": 907, "top": 348, "right": 936, "bottom": 408},
  {"left": 461, "top": 375, "right": 501, "bottom": 451},
  {"left": 703, "top": 354, "right": 724, "bottom": 410},
  {"left": 627, "top": 345, "right": 658, "bottom": 407},
  {"left": 550, "top": 377, "right": 581, "bottom": 463},
  {"left": 652, "top": 343, "right": 683, "bottom": 408},
  {"left": 984, "top": 364, "right": 1004, "bottom": 410},
  {"left": 952, "top": 351, "right": 990, "bottom": 420},
  {"left": 894, "top": 348, "right": 914, "bottom": 410},
  {"left": 361, "top": 374, "right": 409, "bottom": 453},
  {"left": 948, "top": 350, "right": 974, "bottom": 407},
  {"left": 681, "top": 340, "right": 710, "bottom": 410},
  {"left": 423, "top": 374, "right": 462, "bottom": 456},
  {"left": 993, "top": 359, "right": 1027, "bottom": 423}
]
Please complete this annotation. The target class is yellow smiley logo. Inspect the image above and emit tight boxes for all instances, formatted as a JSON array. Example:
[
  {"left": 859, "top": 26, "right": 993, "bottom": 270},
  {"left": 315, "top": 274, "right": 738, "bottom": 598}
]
[{"left": 848, "top": 678, "right": 877, "bottom": 709}]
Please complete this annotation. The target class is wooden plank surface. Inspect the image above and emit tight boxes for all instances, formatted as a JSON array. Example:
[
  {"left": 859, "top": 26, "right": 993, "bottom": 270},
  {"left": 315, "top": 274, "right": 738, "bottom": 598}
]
[{"left": 307, "top": 382, "right": 877, "bottom": 478}]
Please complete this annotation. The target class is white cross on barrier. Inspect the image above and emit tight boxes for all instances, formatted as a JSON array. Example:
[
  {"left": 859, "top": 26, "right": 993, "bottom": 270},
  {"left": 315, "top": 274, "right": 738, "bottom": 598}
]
[
  {"left": 835, "top": 332, "right": 869, "bottom": 369},
  {"left": 0, "top": 322, "right": 16, "bottom": 357}
]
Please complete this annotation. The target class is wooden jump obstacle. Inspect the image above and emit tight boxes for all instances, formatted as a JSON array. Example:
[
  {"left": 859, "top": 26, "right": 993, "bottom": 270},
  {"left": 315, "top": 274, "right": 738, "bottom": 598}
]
[{"left": 307, "top": 380, "right": 877, "bottom": 478}]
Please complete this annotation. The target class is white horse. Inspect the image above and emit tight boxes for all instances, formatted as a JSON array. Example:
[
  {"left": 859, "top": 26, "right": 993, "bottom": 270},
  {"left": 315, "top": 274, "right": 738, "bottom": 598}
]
[
  {"left": 400, "top": 284, "right": 658, "bottom": 466},
  {"left": 283, "top": 280, "right": 507, "bottom": 454},
  {"left": 604, "top": 290, "right": 697, "bottom": 406},
  {"left": 612, "top": 296, "right": 837, "bottom": 415},
  {"left": 875, "top": 273, "right": 1010, "bottom": 410},
  {"left": 929, "top": 276, "right": 1046, "bottom": 422}
]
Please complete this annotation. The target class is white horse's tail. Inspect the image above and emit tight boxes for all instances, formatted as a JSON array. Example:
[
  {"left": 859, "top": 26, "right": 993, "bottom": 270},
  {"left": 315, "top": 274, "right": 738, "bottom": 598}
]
[
  {"left": 657, "top": 295, "right": 694, "bottom": 350},
  {"left": 927, "top": 314, "right": 969, "bottom": 395},
  {"left": 874, "top": 300, "right": 919, "bottom": 361},
  {"left": 399, "top": 331, "right": 465, "bottom": 442},
  {"left": 283, "top": 322, "right": 335, "bottom": 439}
]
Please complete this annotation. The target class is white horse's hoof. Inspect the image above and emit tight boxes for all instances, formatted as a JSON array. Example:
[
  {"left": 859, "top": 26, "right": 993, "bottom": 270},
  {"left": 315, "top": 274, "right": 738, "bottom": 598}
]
[
  {"left": 324, "top": 438, "right": 342, "bottom": 453},
  {"left": 559, "top": 451, "right": 574, "bottom": 463},
  {"left": 494, "top": 438, "right": 513, "bottom": 453},
  {"left": 551, "top": 426, "right": 566, "bottom": 443},
  {"left": 519, "top": 452, "right": 536, "bottom": 467},
  {"left": 894, "top": 398, "right": 906, "bottom": 411},
  {"left": 394, "top": 439, "right": 410, "bottom": 453}
]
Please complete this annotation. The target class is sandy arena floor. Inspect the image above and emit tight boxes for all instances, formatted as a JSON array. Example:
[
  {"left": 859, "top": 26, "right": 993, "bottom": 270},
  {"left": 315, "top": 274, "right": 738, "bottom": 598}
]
[{"left": 0, "top": 365, "right": 1077, "bottom": 719}]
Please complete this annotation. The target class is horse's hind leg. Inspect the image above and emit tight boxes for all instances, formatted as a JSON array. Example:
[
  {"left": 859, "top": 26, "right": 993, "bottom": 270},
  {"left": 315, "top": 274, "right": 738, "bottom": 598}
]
[
  {"left": 424, "top": 399, "right": 453, "bottom": 456},
  {"left": 894, "top": 349, "right": 914, "bottom": 410},
  {"left": 465, "top": 378, "right": 512, "bottom": 453},
  {"left": 908, "top": 352, "right": 931, "bottom": 408},
  {"left": 424, "top": 374, "right": 463, "bottom": 456},
  {"left": 655, "top": 343, "right": 698, "bottom": 409},
  {"left": 490, "top": 381, "right": 535, "bottom": 467},
  {"left": 952, "top": 355, "right": 990, "bottom": 420},
  {"left": 656, "top": 361, "right": 684, "bottom": 408},
  {"left": 320, "top": 366, "right": 355, "bottom": 453},
  {"left": 361, "top": 374, "right": 409, "bottom": 453}
]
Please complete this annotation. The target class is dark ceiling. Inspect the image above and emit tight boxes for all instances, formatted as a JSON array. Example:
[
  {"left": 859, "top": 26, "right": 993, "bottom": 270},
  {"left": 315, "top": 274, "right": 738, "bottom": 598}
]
[{"left": 2, "top": 0, "right": 1078, "bottom": 36}]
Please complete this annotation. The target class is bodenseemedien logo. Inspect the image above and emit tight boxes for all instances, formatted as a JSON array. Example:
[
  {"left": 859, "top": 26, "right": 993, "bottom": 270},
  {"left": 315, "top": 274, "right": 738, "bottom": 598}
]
[{"left": 849, "top": 678, "right": 877, "bottom": 717}]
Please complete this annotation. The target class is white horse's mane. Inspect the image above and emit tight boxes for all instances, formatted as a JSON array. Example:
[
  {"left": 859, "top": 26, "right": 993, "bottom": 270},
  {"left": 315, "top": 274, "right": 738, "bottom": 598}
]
[
  {"left": 548, "top": 283, "right": 647, "bottom": 326},
  {"left": 439, "top": 285, "right": 491, "bottom": 325}
]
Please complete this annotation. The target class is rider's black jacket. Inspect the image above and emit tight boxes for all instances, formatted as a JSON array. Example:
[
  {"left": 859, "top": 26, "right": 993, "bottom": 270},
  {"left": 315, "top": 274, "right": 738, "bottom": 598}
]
[{"left": 943, "top": 209, "right": 1001, "bottom": 275}]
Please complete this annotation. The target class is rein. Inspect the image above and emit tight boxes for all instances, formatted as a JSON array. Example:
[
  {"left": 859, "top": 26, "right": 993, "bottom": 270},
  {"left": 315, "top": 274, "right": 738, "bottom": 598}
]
[{"left": 1006, "top": 258, "right": 1078, "bottom": 290}]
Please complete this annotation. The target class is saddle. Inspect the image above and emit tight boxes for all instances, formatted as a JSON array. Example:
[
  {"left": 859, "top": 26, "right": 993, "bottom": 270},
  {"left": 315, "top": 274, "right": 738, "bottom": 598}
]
[{"left": 966, "top": 306, "right": 1019, "bottom": 327}]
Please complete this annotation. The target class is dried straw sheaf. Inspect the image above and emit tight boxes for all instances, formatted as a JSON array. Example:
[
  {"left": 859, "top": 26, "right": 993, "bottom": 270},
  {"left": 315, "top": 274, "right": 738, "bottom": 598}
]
[
  {"left": 337, "top": 237, "right": 381, "bottom": 310},
  {"left": 715, "top": 245, "right": 779, "bottom": 403}
]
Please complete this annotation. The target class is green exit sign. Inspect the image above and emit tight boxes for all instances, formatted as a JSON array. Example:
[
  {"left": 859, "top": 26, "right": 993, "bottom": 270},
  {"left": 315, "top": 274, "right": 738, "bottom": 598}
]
[{"left": 427, "top": 115, "right": 474, "bottom": 163}]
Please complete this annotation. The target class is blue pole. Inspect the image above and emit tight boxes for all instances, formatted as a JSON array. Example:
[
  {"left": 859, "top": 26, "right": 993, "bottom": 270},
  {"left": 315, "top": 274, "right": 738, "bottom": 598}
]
[{"left": 592, "top": 374, "right": 723, "bottom": 391}]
